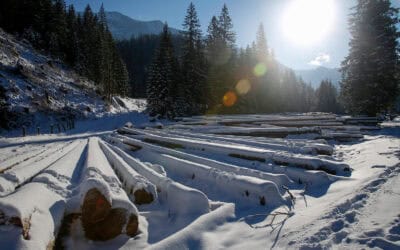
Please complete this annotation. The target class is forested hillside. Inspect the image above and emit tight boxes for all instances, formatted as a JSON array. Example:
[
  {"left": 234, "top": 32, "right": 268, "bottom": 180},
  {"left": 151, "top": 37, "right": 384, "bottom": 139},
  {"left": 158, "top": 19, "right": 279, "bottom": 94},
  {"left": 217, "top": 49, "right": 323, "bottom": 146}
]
[{"left": 0, "top": 0, "right": 129, "bottom": 100}]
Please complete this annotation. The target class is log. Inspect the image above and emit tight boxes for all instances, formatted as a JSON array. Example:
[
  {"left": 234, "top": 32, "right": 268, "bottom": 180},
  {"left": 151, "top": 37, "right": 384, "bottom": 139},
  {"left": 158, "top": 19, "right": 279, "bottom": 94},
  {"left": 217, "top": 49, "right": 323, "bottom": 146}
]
[
  {"left": 99, "top": 140, "right": 157, "bottom": 205},
  {"left": 79, "top": 138, "right": 139, "bottom": 241}
]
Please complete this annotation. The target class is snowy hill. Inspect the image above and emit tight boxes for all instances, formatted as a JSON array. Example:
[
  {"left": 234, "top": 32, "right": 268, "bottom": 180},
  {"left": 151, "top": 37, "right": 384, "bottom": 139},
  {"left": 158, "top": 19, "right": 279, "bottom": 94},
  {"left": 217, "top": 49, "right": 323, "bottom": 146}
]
[
  {"left": 0, "top": 28, "right": 146, "bottom": 132},
  {"left": 295, "top": 67, "right": 341, "bottom": 88},
  {"left": 105, "top": 11, "right": 181, "bottom": 40}
]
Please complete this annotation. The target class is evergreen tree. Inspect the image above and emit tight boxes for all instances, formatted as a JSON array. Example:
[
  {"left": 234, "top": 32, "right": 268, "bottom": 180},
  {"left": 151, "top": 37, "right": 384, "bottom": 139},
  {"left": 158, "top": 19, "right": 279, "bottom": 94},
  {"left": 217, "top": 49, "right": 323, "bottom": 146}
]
[
  {"left": 205, "top": 16, "right": 224, "bottom": 108},
  {"left": 255, "top": 23, "right": 269, "bottom": 62},
  {"left": 146, "top": 24, "right": 181, "bottom": 118},
  {"left": 49, "top": 0, "right": 67, "bottom": 58},
  {"left": 181, "top": 2, "right": 206, "bottom": 115},
  {"left": 316, "top": 80, "right": 340, "bottom": 113},
  {"left": 65, "top": 5, "right": 78, "bottom": 65},
  {"left": 340, "top": 0, "right": 399, "bottom": 115},
  {"left": 205, "top": 5, "right": 237, "bottom": 113},
  {"left": 218, "top": 4, "right": 235, "bottom": 47}
]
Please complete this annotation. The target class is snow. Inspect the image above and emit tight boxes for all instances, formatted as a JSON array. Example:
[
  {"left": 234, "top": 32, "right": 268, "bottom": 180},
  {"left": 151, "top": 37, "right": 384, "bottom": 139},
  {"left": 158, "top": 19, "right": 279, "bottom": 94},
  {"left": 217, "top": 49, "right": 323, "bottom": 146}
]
[
  {"left": 99, "top": 140, "right": 158, "bottom": 205},
  {"left": 103, "top": 140, "right": 210, "bottom": 217},
  {"left": 110, "top": 134, "right": 294, "bottom": 192},
  {"left": 0, "top": 113, "right": 398, "bottom": 249},
  {"left": 0, "top": 140, "right": 81, "bottom": 196},
  {"left": 77, "top": 137, "right": 139, "bottom": 217},
  {"left": 119, "top": 127, "right": 350, "bottom": 177},
  {"left": 0, "top": 139, "right": 87, "bottom": 249}
]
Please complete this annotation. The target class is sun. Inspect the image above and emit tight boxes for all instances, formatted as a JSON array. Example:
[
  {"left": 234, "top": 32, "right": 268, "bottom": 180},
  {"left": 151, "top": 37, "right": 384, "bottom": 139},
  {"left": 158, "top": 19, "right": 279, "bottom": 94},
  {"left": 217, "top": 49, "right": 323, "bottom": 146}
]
[{"left": 282, "top": 0, "right": 335, "bottom": 45}]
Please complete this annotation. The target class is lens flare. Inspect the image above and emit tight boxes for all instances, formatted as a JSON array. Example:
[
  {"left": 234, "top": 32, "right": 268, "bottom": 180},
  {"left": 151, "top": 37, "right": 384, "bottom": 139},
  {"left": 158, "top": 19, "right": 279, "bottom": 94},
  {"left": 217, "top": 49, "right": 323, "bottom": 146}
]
[
  {"left": 253, "top": 63, "right": 267, "bottom": 77},
  {"left": 222, "top": 91, "right": 237, "bottom": 107},
  {"left": 235, "top": 79, "right": 251, "bottom": 95}
]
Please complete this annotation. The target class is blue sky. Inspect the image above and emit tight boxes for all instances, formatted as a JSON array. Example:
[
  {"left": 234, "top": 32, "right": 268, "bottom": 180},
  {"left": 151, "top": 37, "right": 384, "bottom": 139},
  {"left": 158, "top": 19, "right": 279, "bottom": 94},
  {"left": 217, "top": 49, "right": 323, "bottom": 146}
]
[{"left": 65, "top": 0, "right": 399, "bottom": 70}]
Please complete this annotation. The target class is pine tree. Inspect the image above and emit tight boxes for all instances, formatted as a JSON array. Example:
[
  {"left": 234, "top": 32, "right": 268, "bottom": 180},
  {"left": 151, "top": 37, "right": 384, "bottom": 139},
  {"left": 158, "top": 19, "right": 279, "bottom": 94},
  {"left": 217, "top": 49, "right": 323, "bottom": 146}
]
[
  {"left": 181, "top": 2, "right": 206, "bottom": 115},
  {"left": 65, "top": 5, "right": 78, "bottom": 65},
  {"left": 255, "top": 23, "right": 269, "bottom": 63},
  {"left": 316, "top": 80, "right": 340, "bottom": 113},
  {"left": 218, "top": 4, "right": 235, "bottom": 47},
  {"left": 340, "top": 0, "right": 399, "bottom": 115},
  {"left": 146, "top": 24, "right": 181, "bottom": 118},
  {"left": 205, "top": 5, "right": 237, "bottom": 113},
  {"left": 205, "top": 16, "right": 224, "bottom": 108},
  {"left": 49, "top": 0, "right": 67, "bottom": 58},
  {"left": 98, "top": 3, "right": 107, "bottom": 30}
]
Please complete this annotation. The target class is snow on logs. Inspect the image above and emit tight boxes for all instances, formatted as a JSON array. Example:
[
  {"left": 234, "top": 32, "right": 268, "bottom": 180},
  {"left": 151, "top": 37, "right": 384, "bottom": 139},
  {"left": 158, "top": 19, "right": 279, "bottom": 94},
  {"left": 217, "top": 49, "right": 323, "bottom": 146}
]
[
  {"left": 118, "top": 127, "right": 351, "bottom": 176},
  {"left": 0, "top": 140, "right": 87, "bottom": 249},
  {"left": 103, "top": 139, "right": 210, "bottom": 217},
  {"left": 0, "top": 140, "right": 80, "bottom": 196},
  {"left": 145, "top": 152, "right": 286, "bottom": 207},
  {"left": 110, "top": 134, "right": 294, "bottom": 192},
  {"left": 78, "top": 137, "right": 139, "bottom": 241},
  {"left": 99, "top": 140, "right": 157, "bottom": 205},
  {"left": 157, "top": 129, "right": 334, "bottom": 156}
]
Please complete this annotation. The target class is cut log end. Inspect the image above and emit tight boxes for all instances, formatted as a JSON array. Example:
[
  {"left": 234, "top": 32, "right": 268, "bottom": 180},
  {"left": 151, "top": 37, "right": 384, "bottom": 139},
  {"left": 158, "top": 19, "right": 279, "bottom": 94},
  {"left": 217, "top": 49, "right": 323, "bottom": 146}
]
[
  {"left": 133, "top": 189, "right": 154, "bottom": 205},
  {"left": 126, "top": 214, "right": 139, "bottom": 237},
  {"left": 81, "top": 188, "right": 139, "bottom": 241},
  {"left": 83, "top": 208, "right": 127, "bottom": 241},
  {"left": 81, "top": 188, "right": 112, "bottom": 225}
]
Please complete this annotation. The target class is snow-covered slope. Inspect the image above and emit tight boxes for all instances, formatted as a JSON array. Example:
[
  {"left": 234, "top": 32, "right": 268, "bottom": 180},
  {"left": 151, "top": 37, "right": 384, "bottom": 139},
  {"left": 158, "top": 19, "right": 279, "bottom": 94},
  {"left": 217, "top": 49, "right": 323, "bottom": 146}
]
[{"left": 0, "top": 28, "right": 146, "bottom": 133}]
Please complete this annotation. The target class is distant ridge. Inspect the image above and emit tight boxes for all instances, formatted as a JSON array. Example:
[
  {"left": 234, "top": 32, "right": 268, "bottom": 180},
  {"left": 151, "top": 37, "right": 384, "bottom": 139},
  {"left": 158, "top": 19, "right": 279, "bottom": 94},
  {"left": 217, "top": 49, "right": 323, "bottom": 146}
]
[
  {"left": 105, "top": 11, "right": 181, "bottom": 40},
  {"left": 295, "top": 67, "right": 341, "bottom": 89}
]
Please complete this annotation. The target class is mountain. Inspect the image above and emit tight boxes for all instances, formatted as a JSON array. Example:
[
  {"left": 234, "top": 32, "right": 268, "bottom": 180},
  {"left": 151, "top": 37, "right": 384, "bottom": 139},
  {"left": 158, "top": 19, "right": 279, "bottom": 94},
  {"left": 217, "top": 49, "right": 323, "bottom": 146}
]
[
  {"left": 105, "top": 11, "right": 181, "bottom": 40},
  {"left": 295, "top": 67, "right": 341, "bottom": 89}
]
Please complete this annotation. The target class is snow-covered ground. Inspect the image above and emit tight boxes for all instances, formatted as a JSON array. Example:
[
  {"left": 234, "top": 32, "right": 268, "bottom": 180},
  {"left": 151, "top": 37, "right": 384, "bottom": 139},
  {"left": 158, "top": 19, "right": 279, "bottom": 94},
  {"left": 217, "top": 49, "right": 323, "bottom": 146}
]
[{"left": 0, "top": 113, "right": 399, "bottom": 249}]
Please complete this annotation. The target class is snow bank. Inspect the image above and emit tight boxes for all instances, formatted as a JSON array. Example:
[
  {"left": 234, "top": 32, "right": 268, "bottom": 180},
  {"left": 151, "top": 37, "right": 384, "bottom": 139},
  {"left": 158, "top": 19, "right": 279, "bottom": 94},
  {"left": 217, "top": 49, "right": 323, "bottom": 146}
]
[
  {"left": 150, "top": 203, "right": 235, "bottom": 250},
  {"left": 103, "top": 138, "right": 210, "bottom": 217}
]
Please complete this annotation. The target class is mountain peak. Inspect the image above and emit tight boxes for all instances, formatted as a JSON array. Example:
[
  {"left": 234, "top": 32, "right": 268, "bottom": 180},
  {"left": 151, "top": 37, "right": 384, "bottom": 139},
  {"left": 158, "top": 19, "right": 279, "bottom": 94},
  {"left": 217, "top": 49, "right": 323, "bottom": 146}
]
[{"left": 105, "top": 11, "right": 180, "bottom": 40}]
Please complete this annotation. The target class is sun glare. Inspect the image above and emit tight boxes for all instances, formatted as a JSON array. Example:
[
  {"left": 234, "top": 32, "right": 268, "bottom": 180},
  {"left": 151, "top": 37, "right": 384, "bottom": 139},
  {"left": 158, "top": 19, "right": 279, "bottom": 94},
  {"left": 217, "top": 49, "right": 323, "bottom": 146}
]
[{"left": 282, "top": 0, "right": 335, "bottom": 45}]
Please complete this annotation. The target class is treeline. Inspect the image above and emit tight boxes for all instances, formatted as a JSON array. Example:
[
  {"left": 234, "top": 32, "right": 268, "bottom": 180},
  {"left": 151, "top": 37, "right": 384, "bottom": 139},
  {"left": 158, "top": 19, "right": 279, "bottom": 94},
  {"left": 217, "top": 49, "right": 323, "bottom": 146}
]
[
  {"left": 117, "top": 34, "right": 184, "bottom": 98},
  {"left": 141, "top": 3, "right": 342, "bottom": 118},
  {"left": 0, "top": 0, "right": 129, "bottom": 100}
]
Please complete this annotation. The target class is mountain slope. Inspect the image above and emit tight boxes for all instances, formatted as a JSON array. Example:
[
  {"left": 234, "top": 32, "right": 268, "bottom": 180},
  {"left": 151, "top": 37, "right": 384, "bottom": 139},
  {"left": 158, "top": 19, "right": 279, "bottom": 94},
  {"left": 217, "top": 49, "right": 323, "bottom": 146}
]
[
  {"left": 106, "top": 11, "right": 181, "bottom": 40},
  {"left": 0, "top": 28, "right": 145, "bottom": 131},
  {"left": 295, "top": 67, "right": 341, "bottom": 88}
]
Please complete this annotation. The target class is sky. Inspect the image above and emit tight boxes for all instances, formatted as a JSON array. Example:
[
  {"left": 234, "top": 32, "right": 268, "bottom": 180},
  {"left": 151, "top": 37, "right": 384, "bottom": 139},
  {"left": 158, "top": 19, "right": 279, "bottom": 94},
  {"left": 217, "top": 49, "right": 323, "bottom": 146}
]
[{"left": 65, "top": 0, "right": 400, "bottom": 70}]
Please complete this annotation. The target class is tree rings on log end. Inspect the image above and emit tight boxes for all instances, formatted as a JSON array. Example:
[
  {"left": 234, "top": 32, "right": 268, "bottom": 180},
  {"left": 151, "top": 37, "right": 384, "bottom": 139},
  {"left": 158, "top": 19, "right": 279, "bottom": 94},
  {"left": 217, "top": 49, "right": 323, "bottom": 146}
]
[{"left": 134, "top": 189, "right": 154, "bottom": 205}]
